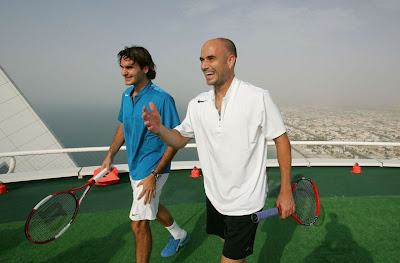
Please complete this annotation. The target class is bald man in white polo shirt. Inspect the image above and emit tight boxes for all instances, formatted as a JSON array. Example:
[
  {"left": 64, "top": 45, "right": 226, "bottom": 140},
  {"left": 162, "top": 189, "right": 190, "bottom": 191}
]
[{"left": 143, "top": 38, "right": 295, "bottom": 263}]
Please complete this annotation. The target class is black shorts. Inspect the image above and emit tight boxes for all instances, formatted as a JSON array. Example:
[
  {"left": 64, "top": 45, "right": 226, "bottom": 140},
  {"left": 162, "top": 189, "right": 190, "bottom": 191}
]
[{"left": 206, "top": 198, "right": 260, "bottom": 260}]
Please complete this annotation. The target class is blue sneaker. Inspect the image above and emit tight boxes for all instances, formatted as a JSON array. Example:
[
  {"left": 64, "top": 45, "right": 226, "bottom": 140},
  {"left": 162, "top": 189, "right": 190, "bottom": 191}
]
[{"left": 161, "top": 232, "right": 190, "bottom": 257}]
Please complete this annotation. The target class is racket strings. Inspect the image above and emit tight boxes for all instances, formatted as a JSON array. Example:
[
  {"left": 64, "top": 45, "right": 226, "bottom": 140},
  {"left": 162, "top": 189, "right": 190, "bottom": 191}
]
[
  {"left": 28, "top": 193, "right": 78, "bottom": 242},
  {"left": 293, "top": 180, "right": 317, "bottom": 225}
]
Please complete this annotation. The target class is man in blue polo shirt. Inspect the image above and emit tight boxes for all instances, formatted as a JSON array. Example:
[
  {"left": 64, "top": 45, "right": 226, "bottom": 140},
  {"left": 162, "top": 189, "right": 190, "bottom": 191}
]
[{"left": 101, "top": 46, "right": 189, "bottom": 263}]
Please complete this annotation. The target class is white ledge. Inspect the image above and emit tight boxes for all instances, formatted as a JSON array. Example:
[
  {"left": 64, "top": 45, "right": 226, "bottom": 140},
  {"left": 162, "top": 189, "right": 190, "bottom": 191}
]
[{"left": 1, "top": 158, "right": 399, "bottom": 183}]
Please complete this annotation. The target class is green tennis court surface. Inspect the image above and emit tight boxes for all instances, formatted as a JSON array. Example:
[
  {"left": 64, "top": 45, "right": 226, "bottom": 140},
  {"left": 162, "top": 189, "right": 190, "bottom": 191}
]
[{"left": 1, "top": 167, "right": 399, "bottom": 262}]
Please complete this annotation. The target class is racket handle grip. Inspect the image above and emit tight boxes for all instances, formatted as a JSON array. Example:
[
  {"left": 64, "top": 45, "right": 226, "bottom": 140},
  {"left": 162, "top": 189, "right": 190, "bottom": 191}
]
[
  {"left": 92, "top": 165, "right": 113, "bottom": 182},
  {"left": 251, "top": 208, "right": 279, "bottom": 223}
]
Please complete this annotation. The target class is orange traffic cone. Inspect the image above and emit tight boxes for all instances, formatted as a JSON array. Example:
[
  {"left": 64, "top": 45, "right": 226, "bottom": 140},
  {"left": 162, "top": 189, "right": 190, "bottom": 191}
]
[
  {"left": 351, "top": 163, "right": 362, "bottom": 174},
  {"left": 0, "top": 181, "right": 8, "bottom": 194},
  {"left": 190, "top": 166, "right": 201, "bottom": 178}
]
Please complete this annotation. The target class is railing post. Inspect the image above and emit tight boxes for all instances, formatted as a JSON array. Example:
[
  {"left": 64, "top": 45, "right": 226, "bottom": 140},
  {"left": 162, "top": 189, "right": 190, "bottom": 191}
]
[{"left": 7, "top": 157, "right": 16, "bottom": 174}]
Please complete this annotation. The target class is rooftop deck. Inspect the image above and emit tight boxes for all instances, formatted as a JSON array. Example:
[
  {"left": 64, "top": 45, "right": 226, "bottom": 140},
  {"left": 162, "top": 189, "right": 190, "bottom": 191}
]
[
  {"left": 1, "top": 166, "right": 399, "bottom": 262},
  {"left": 0, "top": 142, "right": 399, "bottom": 262}
]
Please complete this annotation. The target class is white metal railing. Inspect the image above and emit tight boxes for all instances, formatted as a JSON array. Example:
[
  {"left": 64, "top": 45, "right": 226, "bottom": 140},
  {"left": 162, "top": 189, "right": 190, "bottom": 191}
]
[
  {"left": 1, "top": 142, "right": 399, "bottom": 158},
  {"left": 289, "top": 141, "right": 400, "bottom": 146},
  {"left": 0, "top": 141, "right": 399, "bottom": 174}
]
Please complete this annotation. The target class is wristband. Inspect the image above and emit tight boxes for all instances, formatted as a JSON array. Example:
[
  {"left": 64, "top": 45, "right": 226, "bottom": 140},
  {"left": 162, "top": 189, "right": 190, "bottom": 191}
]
[{"left": 151, "top": 170, "right": 161, "bottom": 181}]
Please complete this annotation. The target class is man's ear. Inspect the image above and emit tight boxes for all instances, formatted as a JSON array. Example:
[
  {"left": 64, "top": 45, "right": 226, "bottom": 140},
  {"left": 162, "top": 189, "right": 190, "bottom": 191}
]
[
  {"left": 143, "top": 65, "right": 149, "bottom": 74},
  {"left": 228, "top": 55, "right": 236, "bottom": 69}
]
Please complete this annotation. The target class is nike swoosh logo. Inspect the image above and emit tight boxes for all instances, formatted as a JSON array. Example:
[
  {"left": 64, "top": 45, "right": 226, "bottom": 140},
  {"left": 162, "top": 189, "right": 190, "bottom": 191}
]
[
  {"left": 198, "top": 100, "right": 206, "bottom": 103},
  {"left": 125, "top": 94, "right": 130, "bottom": 96}
]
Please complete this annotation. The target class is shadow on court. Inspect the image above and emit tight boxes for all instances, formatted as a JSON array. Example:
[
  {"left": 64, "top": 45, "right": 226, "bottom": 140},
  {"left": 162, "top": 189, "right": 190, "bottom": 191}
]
[
  {"left": 258, "top": 214, "right": 298, "bottom": 263},
  {"left": 40, "top": 222, "right": 129, "bottom": 263},
  {"left": 257, "top": 173, "right": 304, "bottom": 263},
  {"left": 303, "top": 213, "right": 373, "bottom": 263},
  {"left": 170, "top": 207, "right": 213, "bottom": 263},
  {"left": 0, "top": 225, "right": 26, "bottom": 252}
]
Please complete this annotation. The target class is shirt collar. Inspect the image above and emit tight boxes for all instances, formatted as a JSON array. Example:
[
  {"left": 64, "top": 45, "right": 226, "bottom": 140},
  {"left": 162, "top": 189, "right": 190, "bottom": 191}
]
[
  {"left": 210, "top": 77, "right": 238, "bottom": 101},
  {"left": 130, "top": 81, "right": 153, "bottom": 98}
]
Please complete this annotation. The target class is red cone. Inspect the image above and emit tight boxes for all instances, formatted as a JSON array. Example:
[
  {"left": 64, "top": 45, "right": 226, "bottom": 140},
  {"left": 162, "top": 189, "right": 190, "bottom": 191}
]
[
  {"left": 190, "top": 166, "right": 201, "bottom": 178},
  {"left": 351, "top": 163, "right": 362, "bottom": 174},
  {"left": 0, "top": 181, "right": 8, "bottom": 194}
]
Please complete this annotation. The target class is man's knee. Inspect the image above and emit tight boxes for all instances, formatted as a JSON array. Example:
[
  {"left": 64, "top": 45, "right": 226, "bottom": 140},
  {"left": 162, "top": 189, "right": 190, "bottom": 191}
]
[{"left": 131, "top": 220, "right": 150, "bottom": 236}]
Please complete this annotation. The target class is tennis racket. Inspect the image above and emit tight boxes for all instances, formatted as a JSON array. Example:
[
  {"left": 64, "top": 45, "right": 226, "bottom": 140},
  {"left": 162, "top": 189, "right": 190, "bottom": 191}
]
[
  {"left": 251, "top": 177, "right": 320, "bottom": 225},
  {"left": 25, "top": 167, "right": 110, "bottom": 244}
]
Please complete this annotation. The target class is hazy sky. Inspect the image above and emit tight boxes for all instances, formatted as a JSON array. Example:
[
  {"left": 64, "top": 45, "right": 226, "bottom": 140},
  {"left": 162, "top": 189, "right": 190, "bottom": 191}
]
[{"left": 1, "top": 0, "right": 399, "bottom": 120}]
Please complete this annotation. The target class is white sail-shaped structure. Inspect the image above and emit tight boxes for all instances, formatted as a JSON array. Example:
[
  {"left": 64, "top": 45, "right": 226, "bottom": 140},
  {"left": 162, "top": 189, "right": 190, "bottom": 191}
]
[{"left": 0, "top": 65, "right": 76, "bottom": 173}]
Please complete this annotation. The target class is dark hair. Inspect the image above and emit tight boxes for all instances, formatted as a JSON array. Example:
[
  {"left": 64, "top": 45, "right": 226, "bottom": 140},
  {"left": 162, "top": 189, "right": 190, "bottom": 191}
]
[{"left": 118, "top": 46, "right": 156, "bottom": 79}]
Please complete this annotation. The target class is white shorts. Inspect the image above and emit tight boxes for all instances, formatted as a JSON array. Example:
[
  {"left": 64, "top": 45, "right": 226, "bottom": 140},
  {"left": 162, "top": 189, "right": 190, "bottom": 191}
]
[{"left": 129, "top": 173, "right": 169, "bottom": 221}]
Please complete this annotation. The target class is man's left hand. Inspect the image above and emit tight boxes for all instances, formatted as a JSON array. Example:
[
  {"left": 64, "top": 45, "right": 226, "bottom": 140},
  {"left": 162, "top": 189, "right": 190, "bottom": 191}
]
[
  {"left": 137, "top": 174, "right": 157, "bottom": 205},
  {"left": 276, "top": 191, "right": 295, "bottom": 219}
]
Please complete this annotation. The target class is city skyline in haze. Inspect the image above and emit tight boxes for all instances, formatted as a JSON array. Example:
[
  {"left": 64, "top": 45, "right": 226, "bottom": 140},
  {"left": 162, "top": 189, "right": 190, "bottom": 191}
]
[{"left": 1, "top": 0, "right": 399, "bottom": 143}]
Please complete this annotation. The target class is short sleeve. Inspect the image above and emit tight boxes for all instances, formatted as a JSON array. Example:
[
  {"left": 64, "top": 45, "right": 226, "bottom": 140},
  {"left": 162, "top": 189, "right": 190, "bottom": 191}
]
[
  {"left": 261, "top": 90, "right": 286, "bottom": 140},
  {"left": 174, "top": 100, "right": 195, "bottom": 138},
  {"left": 160, "top": 95, "right": 181, "bottom": 129}
]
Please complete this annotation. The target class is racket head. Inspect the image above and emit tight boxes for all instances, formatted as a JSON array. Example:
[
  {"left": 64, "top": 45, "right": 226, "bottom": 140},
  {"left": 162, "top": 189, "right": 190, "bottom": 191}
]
[
  {"left": 291, "top": 177, "right": 320, "bottom": 226},
  {"left": 25, "top": 192, "right": 79, "bottom": 244},
  {"left": 25, "top": 167, "right": 109, "bottom": 244}
]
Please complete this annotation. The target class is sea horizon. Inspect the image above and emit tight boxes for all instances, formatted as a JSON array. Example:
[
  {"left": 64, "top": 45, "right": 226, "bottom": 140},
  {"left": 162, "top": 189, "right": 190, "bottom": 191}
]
[{"left": 31, "top": 104, "right": 399, "bottom": 167}]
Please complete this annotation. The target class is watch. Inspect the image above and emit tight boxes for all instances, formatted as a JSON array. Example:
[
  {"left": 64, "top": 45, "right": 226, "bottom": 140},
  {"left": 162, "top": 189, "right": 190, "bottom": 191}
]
[{"left": 151, "top": 170, "right": 161, "bottom": 181}]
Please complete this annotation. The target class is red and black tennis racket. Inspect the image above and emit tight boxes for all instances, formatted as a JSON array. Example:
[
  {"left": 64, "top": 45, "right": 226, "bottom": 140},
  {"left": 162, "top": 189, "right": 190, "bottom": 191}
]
[
  {"left": 251, "top": 177, "right": 320, "bottom": 225},
  {"left": 25, "top": 167, "right": 110, "bottom": 244}
]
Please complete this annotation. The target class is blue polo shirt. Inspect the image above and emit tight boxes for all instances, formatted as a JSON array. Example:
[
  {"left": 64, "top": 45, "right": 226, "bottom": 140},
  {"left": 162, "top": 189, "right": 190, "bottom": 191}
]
[{"left": 118, "top": 81, "right": 180, "bottom": 180}]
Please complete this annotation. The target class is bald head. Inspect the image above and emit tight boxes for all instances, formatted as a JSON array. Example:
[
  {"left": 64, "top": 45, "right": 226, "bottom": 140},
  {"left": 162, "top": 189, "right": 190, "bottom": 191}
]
[
  {"left": 204, "top": 38, "right": 237, "bottom": 58},
  {"left": 200, "top": 38, "right": 237, "bottom": 88}
]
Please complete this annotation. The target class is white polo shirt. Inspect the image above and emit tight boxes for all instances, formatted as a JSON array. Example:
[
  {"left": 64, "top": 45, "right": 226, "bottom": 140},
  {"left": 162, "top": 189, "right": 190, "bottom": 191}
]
[{"left": 175, "top": 78, "right": 286, "bottom": 215}]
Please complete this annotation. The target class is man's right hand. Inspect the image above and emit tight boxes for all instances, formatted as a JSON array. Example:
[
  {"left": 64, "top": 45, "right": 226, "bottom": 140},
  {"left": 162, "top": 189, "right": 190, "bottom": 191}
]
[
  {"left": 142, "top": 102, "right": 161, "bottom": 134},
  {"left": 101, "top": 156, "right": 113, "bottom": 173}
]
